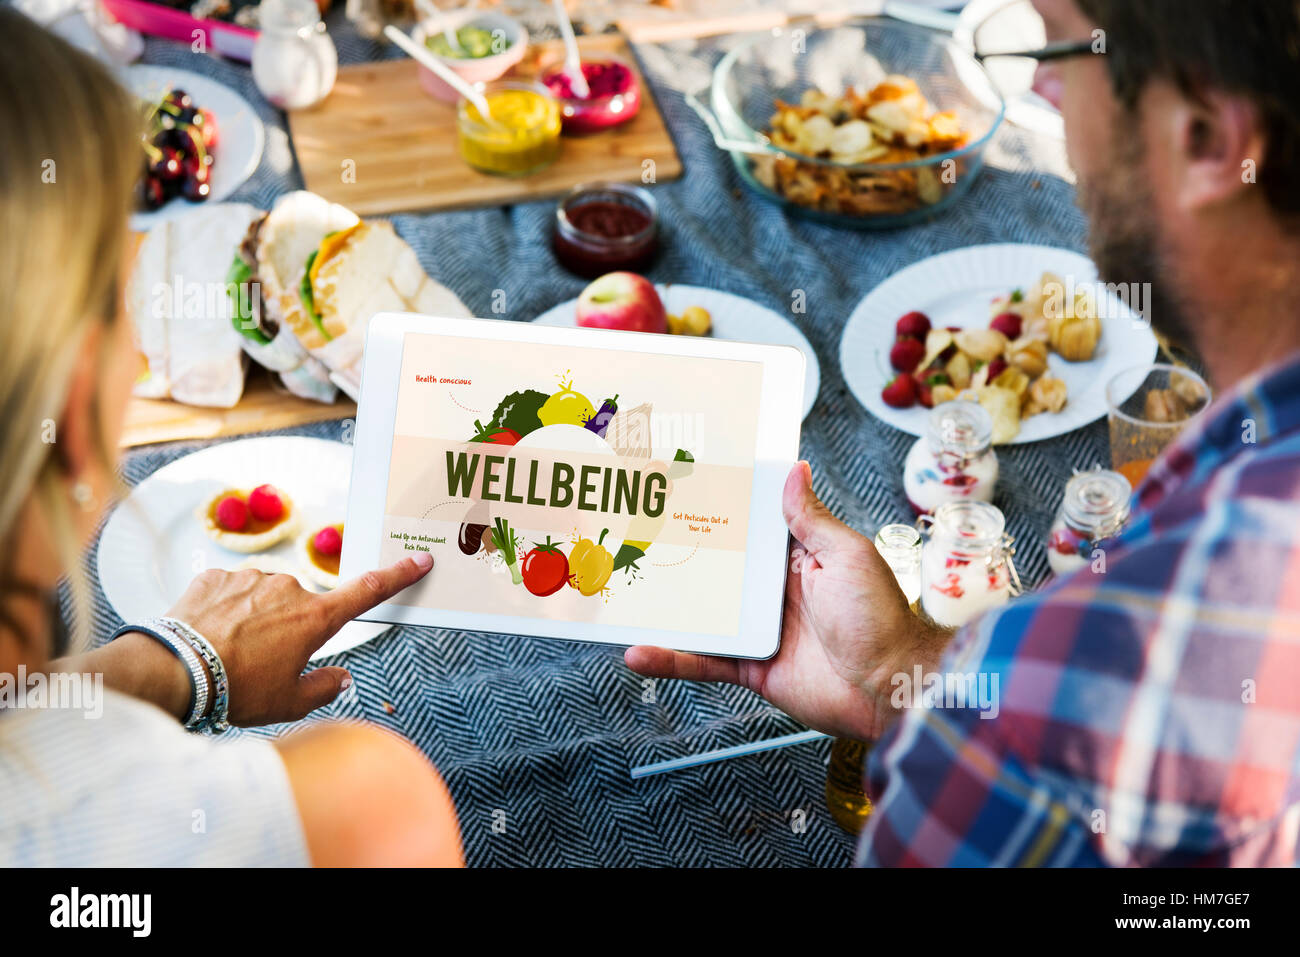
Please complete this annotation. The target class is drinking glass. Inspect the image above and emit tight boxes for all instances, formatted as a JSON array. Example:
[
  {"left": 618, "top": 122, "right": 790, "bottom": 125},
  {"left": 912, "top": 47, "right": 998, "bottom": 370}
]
[{"left": 1106, "top": 363, "right": 1210, "bottom": 487}]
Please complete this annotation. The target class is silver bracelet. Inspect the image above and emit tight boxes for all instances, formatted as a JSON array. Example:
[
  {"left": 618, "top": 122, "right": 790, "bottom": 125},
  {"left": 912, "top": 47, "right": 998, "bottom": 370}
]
[
  {"left": 111, "top": 619, "right": 210, "bottom": 729},
  {"left": 160, "top": 617, "right": 232, "bottom": 734}
]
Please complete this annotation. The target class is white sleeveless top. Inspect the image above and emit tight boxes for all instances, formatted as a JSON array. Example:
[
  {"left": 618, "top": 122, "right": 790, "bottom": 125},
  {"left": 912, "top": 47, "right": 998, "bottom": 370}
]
[{"left": 0, "top": 688, "right": 309, "bottom": 866}]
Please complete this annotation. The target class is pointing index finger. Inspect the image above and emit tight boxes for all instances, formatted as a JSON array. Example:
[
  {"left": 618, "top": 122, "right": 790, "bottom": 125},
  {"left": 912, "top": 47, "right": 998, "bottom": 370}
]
[{"left": 323, "top": 552, "right": 434, "bottom": 630}]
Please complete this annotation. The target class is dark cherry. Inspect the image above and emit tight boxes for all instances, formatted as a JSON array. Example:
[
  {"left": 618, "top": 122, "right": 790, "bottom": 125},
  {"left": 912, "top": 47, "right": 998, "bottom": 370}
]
[
  {"left": 181, "top": 151, "right": 206, "bottom": 179},
  {"left": 196, "top": 108, "right": 218, "bottom": 149},
  {"left": 181, "top": 175, "right": 211, "bottom": 202},
  {"left": 180, "top": 157, "right": 210, "bottom": 200},
  {"left": 150, "top": 147, "right": 183, "bottom": 181},
  {"left": 142, "top": 176, "right": 167, "bottom": 210},
  {"left": 153, "top": 126, "right": 187, "bottom": 152}
]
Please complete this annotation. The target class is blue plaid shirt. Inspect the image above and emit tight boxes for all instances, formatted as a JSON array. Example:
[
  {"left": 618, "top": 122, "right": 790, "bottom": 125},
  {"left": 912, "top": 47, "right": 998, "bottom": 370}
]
[{"left": 859, "top": 352, "right": 1300, "bottom": 866}]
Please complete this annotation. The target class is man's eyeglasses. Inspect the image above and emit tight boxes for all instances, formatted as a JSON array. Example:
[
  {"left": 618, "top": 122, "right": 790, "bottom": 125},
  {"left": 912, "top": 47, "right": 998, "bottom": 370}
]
[
  {"left": 974, "top": 39, "right": 1102, "bottom": 66},
  {"left": 969, "top": 0, "right": 1104, "bottom": 66}
]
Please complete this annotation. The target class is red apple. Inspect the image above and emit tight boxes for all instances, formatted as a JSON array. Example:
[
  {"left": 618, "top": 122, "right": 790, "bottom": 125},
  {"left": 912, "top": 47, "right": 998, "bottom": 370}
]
[{"left": 575, "top": 272, "right": 666, "bottom": 334}]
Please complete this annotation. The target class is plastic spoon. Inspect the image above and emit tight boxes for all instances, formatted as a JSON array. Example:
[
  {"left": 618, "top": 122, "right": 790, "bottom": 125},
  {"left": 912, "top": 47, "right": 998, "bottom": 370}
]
[
  {"left": 413, "top": 0, "right": 462, "bottom": 56},
  {"left": 382, "top": 24, "right": 501, "bottom": 127},
  {"left": 551, "top": 0, "right": 590, "bottom": 100}
]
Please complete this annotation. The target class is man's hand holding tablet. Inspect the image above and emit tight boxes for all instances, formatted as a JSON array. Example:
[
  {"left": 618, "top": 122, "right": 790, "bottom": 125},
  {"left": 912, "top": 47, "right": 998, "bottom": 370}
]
[{"left": 625, "top": 462, "right": 953, "bottom": 742}]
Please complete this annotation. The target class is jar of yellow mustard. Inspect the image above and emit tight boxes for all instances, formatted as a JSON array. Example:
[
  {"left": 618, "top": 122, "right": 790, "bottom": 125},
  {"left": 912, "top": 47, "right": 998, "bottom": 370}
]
[{"left": 457, "top": 80, "right": 561, "bottom": 176}]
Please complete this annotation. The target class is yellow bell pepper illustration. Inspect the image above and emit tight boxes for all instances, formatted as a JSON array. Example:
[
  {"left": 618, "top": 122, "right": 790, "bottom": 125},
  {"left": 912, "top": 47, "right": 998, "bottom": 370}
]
[{"left": 568, "top": 528, "right": 615, "bottom": 596}]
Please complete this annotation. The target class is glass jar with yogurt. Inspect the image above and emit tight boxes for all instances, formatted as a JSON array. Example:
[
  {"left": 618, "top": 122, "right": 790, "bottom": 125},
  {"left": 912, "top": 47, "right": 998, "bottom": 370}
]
[
  {"left": 1046, "top": 468, "right": 1132, "bottom": 577},
  {"left": 903, "top": 401, "right": 999, "bottom": 516},
  {"left": 919, "top": 500, "right": 1019, "bottom": 628}
]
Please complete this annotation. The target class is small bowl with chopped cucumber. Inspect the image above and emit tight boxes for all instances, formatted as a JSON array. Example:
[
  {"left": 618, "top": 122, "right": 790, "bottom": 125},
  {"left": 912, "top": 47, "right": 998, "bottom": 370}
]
[{"left": 410, "top": 10, "right": 528, "bottom": 104}]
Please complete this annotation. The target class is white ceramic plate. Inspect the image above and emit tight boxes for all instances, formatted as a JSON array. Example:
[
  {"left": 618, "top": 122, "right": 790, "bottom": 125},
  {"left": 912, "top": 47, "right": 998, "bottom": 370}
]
[
  {"left": 532, "top": 284, "right": 821, "bottom": 419},
  {"left": 123, "top": 65, "right": 266, "bottom": 231},
  {"left": 98, "top": 437, "right": 389, "bottom": 661},
  {"left": 840, "top": 243, "right": 1159, "bottom": 443}
]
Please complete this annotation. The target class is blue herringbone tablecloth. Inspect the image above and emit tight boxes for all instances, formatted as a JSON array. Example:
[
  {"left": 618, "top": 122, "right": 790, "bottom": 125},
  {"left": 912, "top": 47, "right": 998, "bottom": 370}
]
[{"left": 74, "top": 9, "right": 1099, "bottom": 867}]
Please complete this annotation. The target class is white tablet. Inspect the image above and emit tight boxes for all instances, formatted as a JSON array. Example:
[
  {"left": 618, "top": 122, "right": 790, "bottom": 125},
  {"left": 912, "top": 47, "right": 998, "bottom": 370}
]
[{"left": 341, "top": 313, "right": 805, "bottom": 659}]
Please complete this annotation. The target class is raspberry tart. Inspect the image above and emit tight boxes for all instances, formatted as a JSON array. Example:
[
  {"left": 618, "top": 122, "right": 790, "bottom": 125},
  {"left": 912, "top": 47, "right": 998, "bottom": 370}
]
[
  {"left": 300, "top": 523, "right": 344, "bottom": 589},
  {"left": 200, "top": 484, "right": 300, "bottom": 553}
]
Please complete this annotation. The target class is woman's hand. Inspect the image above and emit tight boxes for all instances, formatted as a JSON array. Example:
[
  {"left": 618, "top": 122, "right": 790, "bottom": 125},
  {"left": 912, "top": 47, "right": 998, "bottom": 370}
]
[
  {"left": 163, "top": 552, "right": 434, "bottom": 726},
  {"left": 624, "top": 463, "right": 951, "bottom": 741}
]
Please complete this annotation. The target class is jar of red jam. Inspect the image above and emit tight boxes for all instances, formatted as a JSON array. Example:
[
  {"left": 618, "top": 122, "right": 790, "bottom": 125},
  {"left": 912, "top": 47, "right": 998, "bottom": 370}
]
[
  {"left": 553, "top": 182, "right": 658, "bottom": 278},
  {"left": 539, "top": 51, "right": 641, "bottom": 134}
]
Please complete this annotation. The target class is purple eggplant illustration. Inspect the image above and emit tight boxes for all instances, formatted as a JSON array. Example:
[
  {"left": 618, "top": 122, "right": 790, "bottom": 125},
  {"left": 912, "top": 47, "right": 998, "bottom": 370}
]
[{"left": 584, "top": 395, "right": 619, "bottom": 439}]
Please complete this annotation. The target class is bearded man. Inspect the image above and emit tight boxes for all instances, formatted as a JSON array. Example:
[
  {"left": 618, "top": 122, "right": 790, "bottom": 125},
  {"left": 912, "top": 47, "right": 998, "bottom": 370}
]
[{"left": 627, "top": 0, "right": 1300, "bottom": 866}]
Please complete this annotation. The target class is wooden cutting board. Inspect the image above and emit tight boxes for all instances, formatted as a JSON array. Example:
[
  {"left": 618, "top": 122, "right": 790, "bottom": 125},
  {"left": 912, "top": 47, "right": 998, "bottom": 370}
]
[
  {"left": 121, "top": 367, "right": 356, "bottom": 448},
  {"left": 287, "top": 34, "right": 682, "bottom": 216}
]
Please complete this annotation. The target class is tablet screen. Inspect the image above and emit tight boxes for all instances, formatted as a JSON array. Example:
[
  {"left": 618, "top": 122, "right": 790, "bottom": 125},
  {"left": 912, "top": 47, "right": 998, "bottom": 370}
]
[{"left": 378, "top": 332, "right": 766, "bottom": 637}]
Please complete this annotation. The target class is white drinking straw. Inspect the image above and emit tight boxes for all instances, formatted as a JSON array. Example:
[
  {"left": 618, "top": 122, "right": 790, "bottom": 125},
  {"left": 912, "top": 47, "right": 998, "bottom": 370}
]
[{"left": 630, "top": 730, "right": 829, "bottom": 779}]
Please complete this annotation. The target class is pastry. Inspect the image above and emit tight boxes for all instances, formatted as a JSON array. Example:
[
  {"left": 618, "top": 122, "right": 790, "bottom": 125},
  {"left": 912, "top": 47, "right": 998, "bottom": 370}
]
[
  {"left": 200, "top": 483, "right": 299, "bottom": 553},
  {"left": 300, "top": 523, "right": 343, "bottom": 589}
]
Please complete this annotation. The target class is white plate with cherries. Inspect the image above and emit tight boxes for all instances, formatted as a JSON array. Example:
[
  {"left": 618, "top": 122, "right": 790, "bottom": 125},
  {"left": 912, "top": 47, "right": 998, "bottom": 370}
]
[{"left": 98, "top": 436, "right": 386, "bottom": 662}]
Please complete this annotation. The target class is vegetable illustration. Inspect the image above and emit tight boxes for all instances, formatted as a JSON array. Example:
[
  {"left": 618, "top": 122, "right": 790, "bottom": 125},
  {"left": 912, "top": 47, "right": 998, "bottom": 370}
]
[
  {"left": 538, "top": 383, "right": 597, "bottom": 428},
  {"left": 458, "top": 522, "right": 488, "bottom": 555},
  {"left": 583, "top": 395, "right": 619, "bottom": 438},
  {"left": 612, "top": 542, "right": 646, "bottom": 571},
  {"left": 520, "top": 536, "right": 569, "bottom": 596},
  {"left": 568, "top": 529, "right": 615, "bottom": 596},
  {"left": 489, "top": 389, "right": 549, "bottom": 438},
  {"left": 614, "top": 450, "right": 694, "bottom": 571},
  {"left": 458, "top": 500, "right": 492, "bottom": 555},
  {"left": 469, "top": 418, "right": 520, "bottom": 445},
  {"left": 489, "top": 517, "right": 523, "bottom": 585}
]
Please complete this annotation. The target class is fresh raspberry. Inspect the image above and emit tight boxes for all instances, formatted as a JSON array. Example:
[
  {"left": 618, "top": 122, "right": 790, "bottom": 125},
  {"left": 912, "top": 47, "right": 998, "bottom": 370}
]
[
  {"left": 990, "top": 312, "right": 1022, "bottom": 339},
  {"left": 895, "top": 311, "right": 931, "bottom": 339},
  {"left": 986, "top": 357, "right": 1008, "bottom": 381},
  {"left": 889, "top": 337, "right": 926, "bottom": 373},
  {"left": 248, "top": 484, "right": 284, "bottom": 522},
  {"left": 215, "top": 495, "right": 249, "bottom": 532},
  {"left": 313, "top": 526, "right": 343, "bottom": 557}
]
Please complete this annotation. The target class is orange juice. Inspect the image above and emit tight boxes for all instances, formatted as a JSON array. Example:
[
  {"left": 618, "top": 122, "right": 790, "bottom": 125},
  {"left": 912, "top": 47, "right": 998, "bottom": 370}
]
[{"left": 1116, "top": 457, "right": 1153, "bottom": 487}]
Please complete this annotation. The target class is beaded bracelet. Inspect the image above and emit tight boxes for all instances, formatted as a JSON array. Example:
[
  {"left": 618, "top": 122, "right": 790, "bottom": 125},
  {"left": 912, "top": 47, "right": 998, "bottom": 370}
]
[
  {"left": 110, "top": 619, "right": 210, "bottom": 729},
  {"left": 160, "top": 617, "right": 232, "bottom": 734}
]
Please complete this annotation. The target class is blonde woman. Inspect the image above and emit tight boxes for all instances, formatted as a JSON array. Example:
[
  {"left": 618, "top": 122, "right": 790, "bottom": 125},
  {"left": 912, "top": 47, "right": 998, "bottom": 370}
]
[{"left": 0, "top": 9, "right": 463, "bottom": 867}]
